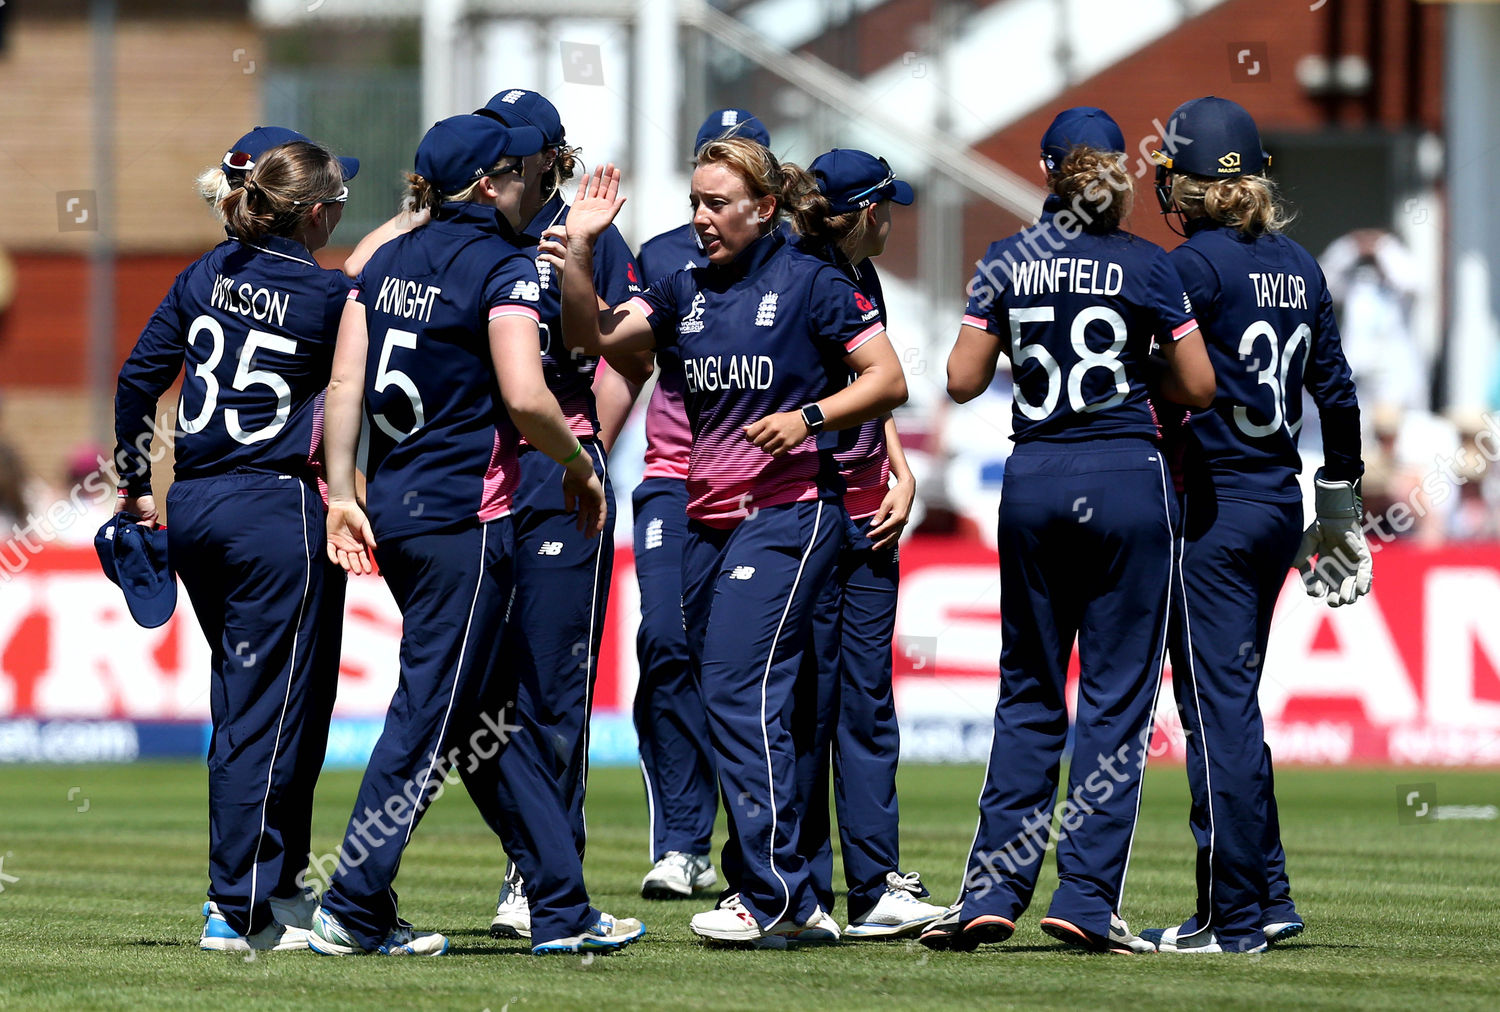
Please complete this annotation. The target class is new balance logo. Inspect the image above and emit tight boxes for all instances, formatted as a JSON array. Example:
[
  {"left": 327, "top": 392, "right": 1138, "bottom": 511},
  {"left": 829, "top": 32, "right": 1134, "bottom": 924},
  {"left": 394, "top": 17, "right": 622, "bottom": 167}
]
[
  {"left": 538, "top": 541, "right": 564, "bottom": 556},
  {"left": 754, "top": 292, "right": 778, "bottom": 327},
  {"left": 729, "top": 565, "right": 755, "bottom": 580},
  {"left": 510, "top": 280, "right": 541, "bottom": 302},
  {"left": 500, "top": 90, "right": 525, "bottom": 104},
  {"left": 644, "top": 517, "right": 664, "bottom": 551}
]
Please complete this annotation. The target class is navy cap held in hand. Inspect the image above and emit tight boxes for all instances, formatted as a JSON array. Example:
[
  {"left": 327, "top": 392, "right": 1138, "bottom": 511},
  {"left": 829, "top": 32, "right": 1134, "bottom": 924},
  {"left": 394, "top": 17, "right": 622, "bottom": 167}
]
[{"left": 95, "top": 513, "right": 177, "bottom": 630}]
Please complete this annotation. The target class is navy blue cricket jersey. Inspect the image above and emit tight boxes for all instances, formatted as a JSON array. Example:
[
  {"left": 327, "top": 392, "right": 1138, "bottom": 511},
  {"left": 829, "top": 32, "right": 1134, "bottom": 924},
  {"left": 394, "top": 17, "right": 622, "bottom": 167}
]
[
  {"left": 115, "top": 235, "right": 348, "bottom": 494},
  {"left": 1170, "top": 220, "right": 1362, "bottom": 502},
  {"left": 512, "top": 191, "right": 641, "bottom": 437},
  {"left": 796, "top": 240, "right": 891, "bottom": 519},
  {"left": 354, "top": 201, "right": 544, "bottom": 541},
  {"left": 636, "top": 224, "right": 708, "bottom": 482},
  {"left": 963, "top": 196, "right": 1198, "bottom": 444},
  {"left": 638, "top": 223, "right": 707, "bottom": 281},
  {"left": 631, "top": 229, "right": 883, "bottom": 526}
]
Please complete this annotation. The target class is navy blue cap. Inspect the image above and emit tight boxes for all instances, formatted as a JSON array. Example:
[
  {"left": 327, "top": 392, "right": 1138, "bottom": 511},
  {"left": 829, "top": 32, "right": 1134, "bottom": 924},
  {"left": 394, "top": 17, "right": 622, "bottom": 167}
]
[
  {"left": 415, "top": 115, "right": 547, "bottom": 194},
  {"left": 809, "top": 149, "right": 914, "bottom": 215},
  {"left": 477, "top": 89, "right": 566, "bottom": 147},
  {"left": 694, "top": 109, "right": 771, "bottom": 154},
  {"left": 1152, "top": 96, "right": 1269, "bottom": 177},
  {"left": 95, "top": 514, "right": 176, "bottom": 630},
  {"left": 223, "top": 126, "right": 359, "bottom": 181},
  {"left": 1040, "top": 106, "right": 1126, "bottom": 172}
]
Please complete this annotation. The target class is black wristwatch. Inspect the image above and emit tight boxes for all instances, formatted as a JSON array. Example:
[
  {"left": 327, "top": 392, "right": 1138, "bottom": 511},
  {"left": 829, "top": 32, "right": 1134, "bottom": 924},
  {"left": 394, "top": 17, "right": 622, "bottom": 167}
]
[{"left": 800, "top": 403, "right": 826, "bottom": 435}]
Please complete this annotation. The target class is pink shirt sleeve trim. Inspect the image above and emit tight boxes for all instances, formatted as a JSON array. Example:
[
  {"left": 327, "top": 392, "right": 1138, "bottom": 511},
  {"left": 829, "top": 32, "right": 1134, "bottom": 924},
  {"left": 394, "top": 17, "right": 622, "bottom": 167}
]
[
  {"left": 1171, "top": 319, "right": 1200, "bottom": 341},
  {"left": 845, "top": 323, "right": 885, "bottom": 354},
  {"left": 961, "top": 314, "right": 989, "bottom": 330},
  {"left": 627, "top": 295, "right": 655, "bottom": 318},
  {"left": 489, "top": 305, "right": 541, "bottom": 322}
]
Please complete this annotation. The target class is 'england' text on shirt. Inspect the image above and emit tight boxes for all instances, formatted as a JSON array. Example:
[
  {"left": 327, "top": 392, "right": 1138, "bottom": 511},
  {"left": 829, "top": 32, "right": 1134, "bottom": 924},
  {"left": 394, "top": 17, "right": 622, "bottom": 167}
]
[
  {"left": 374, "top": 277, "right": 443, "bottom": 323},
  {"left": 1008, "top": 257, "right": 1124, "bottom": 297},
  {"left": 683, "top": 355, "right": 775, "bottom": 393},
  {"left": 210, "top": 274, "right": 290, "bottom": 328}
]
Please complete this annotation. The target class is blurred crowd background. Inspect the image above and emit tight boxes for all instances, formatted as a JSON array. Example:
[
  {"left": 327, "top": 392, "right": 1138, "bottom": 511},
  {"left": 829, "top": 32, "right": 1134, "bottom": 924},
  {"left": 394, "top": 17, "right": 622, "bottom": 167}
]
[{"left": 2, "top": 0, "right": 1498, "bottom": 548}]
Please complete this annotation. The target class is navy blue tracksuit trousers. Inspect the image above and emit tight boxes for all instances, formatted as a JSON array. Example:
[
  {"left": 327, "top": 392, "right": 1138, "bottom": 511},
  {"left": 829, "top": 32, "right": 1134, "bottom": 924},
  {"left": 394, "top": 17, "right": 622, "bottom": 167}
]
[
  {"left": 684, "top": 499, "right": 842, "bottom": 928},
  {"left": 797, "top": 510, "right": 904, "bottom": 924},
  {"left": 504, "top": 442, "right": 615, "bottom": 860},
  {"left": 167, "top": 471, "right": 342, "bottom": 939},
  {"left": 960, "top": 438, "right": 1176, "bottom": 937},
  {"left": 1167, "top": 491, "right": 1303, "bottom": 950},
  {"left": 319, "top": 520, "right": 595, "bottom": 950},
  {"left": 632, "top": 477, "right": 717, "bottom": 860}
]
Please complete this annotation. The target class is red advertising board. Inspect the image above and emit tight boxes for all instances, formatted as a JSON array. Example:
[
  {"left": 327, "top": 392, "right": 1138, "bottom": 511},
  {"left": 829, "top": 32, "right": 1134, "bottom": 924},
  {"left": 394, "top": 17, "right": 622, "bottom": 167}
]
[{"left": 4, "top": 538, "right": 1499, "bottom": 765}]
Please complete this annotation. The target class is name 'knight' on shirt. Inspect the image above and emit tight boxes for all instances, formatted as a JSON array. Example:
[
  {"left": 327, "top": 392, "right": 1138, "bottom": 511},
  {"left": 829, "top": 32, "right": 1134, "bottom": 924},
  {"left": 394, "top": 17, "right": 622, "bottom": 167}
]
[
  {"left": 374, "top": 276, "right": 444, "bottom": 323},
  {"left": 1009, "top": 256, "right": 1125, "bottom": 297},
  {"left": 683, "top": 354, "right": 776, "bottom": 393}
]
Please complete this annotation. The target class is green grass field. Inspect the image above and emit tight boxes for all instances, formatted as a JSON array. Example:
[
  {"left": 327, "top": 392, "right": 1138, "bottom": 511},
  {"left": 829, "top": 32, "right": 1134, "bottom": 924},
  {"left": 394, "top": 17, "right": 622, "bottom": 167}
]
[{"left": 2, "top": 762, "right": 1498, "bottom": 1010}]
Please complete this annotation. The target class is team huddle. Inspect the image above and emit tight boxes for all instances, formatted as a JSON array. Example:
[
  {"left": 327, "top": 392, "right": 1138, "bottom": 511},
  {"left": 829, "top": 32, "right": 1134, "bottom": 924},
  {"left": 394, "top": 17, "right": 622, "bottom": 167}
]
[{"left": 109, "top": 87, "right": 1371, "bottom": 957}]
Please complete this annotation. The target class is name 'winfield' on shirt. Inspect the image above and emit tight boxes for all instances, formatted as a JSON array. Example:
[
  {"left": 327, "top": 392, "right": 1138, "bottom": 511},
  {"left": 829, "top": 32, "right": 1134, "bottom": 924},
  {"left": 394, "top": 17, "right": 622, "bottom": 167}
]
[{"left": 1010, "top": 257, "right": 1125, "bottom": 297}]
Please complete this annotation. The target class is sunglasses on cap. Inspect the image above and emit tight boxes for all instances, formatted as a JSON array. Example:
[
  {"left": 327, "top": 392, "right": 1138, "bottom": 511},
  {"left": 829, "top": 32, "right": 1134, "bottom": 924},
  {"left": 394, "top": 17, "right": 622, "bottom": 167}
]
[
  {"left": 293, "top": 185, "right": 349, "bottom": 206},
  {"left": 844, "top": 157, "right": 897, "bottom": 208}
]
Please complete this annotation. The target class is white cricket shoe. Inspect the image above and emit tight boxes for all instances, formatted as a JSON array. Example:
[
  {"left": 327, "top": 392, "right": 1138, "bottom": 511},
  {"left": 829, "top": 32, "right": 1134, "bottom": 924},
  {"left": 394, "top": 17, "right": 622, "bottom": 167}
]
[
  {"left": 770, "top": 905, "right": 841, "bottom": 945},
  {"left": 690, "top": 893, "right": 764, "bottom": 943},
  {"left": 199, "top": 902, "right": 309, "bottom": 952},
  {"left": 641, "top": 851, "right": 718, "bottom": 899},
  {"left": 845, "top": 872, "right": 947, "bottom": 938},
  {"left": 269, "top": 885, "right": 320, "bottom": 930},
  {"left": 1146, "top": 922, "right": 1266, "bottom": 954},
  {"left": 1264, "top": 919, "right": 1305, "bottom": 943},
  {"left": 307, "top": 906, "right": 449, "bottom": 956},
  {"left": 532, "top": 911, "right": 647, "bottom": 954},
  {"left": 489, "top": 865, "right": 531, "bottom": 940}
]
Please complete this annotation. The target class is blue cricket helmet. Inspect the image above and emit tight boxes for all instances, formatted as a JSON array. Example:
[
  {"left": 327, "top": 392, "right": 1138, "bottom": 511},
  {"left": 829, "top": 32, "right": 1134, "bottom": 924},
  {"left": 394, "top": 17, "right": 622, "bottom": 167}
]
[{"left": 1153, "top": 96, "right": 1270, "bottom": 178}]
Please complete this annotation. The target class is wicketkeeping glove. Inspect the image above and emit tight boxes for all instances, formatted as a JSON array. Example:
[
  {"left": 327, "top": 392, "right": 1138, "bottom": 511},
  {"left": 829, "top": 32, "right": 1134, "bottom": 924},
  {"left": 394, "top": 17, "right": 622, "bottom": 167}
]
[{"left": 1293, "top": 468, "right": 1373, "bottom": 607}]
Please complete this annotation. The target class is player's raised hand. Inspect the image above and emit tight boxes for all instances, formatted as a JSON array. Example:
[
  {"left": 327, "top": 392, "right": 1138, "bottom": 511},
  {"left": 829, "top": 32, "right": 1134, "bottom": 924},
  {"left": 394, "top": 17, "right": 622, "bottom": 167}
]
[
  {"left": 567, "top": 164, "right": 626, "bottom": 246},
  {"left": 327, "top": 497, "right": 378, "bottom": 575}
]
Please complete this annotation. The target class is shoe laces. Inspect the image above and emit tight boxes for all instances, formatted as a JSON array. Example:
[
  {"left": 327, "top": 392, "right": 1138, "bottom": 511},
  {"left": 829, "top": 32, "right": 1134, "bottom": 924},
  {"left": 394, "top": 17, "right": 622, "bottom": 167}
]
[
  {"left": 885, "top": 871, "right": 928, "bottom": 900},
  {"left": 663, "top": 851, "right": 701, "bottom": 875}
]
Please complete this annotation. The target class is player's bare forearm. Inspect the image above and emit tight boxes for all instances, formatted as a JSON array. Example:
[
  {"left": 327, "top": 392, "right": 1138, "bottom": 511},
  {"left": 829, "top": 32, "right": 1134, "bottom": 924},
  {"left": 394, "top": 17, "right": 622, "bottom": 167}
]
[{"left": 324, "top": 301, "right": 370, "bottom": 502}]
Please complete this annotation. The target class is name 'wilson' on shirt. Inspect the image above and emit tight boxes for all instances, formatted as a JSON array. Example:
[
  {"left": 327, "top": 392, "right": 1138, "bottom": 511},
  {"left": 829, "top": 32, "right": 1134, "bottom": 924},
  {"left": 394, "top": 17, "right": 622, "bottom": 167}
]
[
  {"left": 683, "top": 354, "right": 775, "bottom": 393},
  {"left": 1009, "top": 257, "right": 1125, "bottom": 297}
]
